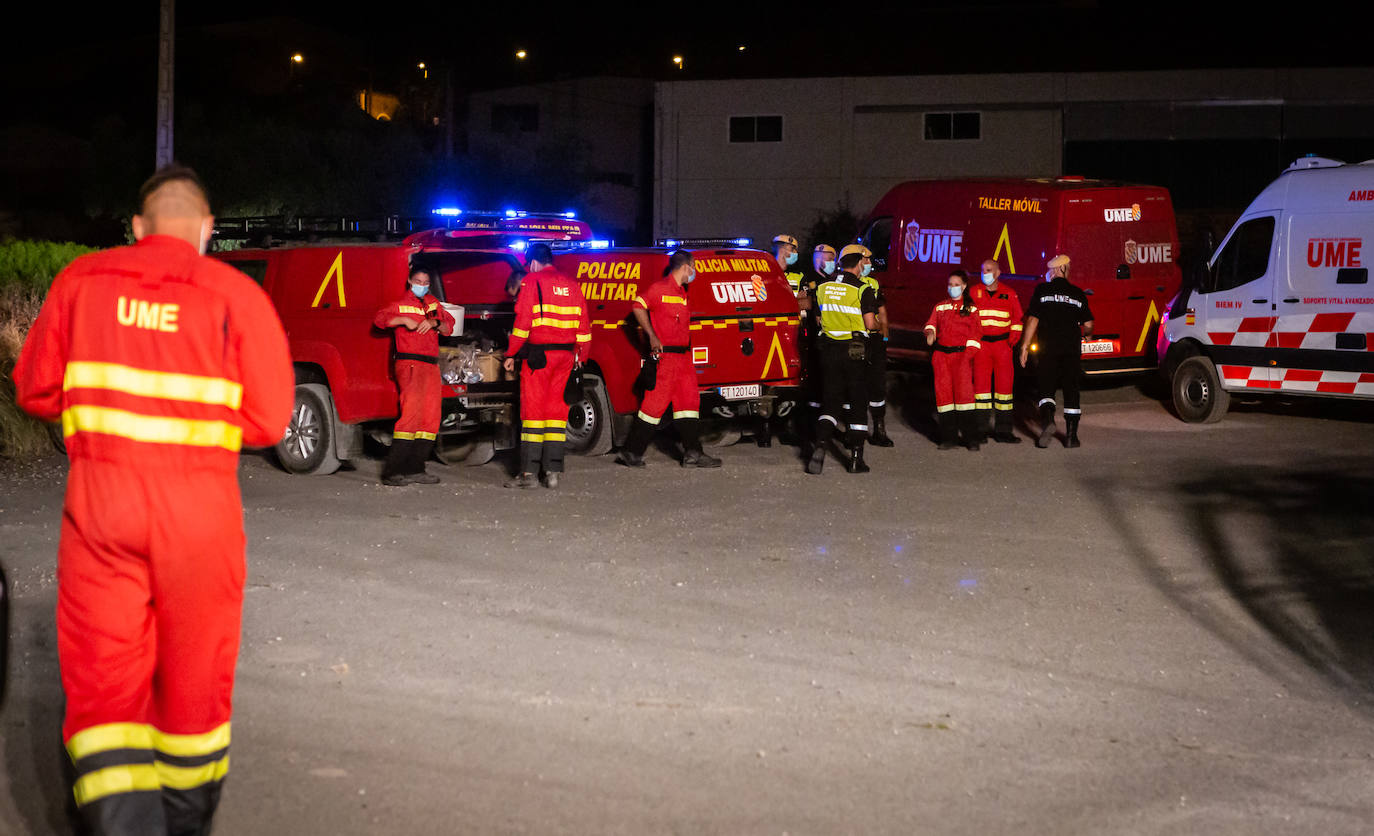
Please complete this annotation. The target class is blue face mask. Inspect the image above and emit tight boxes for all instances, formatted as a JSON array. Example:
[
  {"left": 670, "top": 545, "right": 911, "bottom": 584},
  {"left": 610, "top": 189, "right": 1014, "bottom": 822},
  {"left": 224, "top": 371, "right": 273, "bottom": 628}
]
[
  {"left": 684, "top": 269, "right": 696, "bottom": 284},
  {"left": 411, "top": 284, "right": 429, "bottom": 298},
  {"left": 861, "top": 264, "right": 873, "bottom": 278},
  {"left": 822, "top": 260, "right": 835, "bottom": 275},
  {"left": 947, "top": 284, "right": 964, "bottom": 299},
  {"left": 981, "top": 272, "right": 996, "bottom": 286},
  {"left": 786, "top": 252, "right": 798, "bottom": 266}
]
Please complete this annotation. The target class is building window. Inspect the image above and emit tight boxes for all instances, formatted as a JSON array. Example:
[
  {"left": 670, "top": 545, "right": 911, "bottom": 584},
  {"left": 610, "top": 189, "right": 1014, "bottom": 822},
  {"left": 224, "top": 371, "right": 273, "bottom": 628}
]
[
  {"left": 492, "top": 104, "right": 539, "bottom": 133},
  {"left": 924, "top": 111, "right": 980, "bottom": 141},
  {"left": 729, "top": 115, "right": 783, "bottom": 143}
]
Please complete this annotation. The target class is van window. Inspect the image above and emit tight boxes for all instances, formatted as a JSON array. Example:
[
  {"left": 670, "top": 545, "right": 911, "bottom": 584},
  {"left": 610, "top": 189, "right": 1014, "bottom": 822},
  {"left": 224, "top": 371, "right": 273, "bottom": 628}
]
[
  {"left": 230, "top": 259, "right": 268, "bottom": 286},
  {"left": 1205, "top": 216, "right": 1274, "bottom": 293},
  {"left": 863, "top": 217, "right": 893, "bottom": 271}
]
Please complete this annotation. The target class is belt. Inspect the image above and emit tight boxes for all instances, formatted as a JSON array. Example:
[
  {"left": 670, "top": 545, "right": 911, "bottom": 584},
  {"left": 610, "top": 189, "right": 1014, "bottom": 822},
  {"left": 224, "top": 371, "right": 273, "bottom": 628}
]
[
  {"left": 659, "top": 345, "right": 689, "bottom": 354},
  {"left": 982, "top": 333, "right": 1010, "bottom": 343},
  {"left": 531, "top": 342, "right": 576, "bottom": 351},
  {"left": 932, "top": 344, "right": 966, "bottom": 353},
  {"left": 395, "top": 352, "right": 438, "bottom": 364}
]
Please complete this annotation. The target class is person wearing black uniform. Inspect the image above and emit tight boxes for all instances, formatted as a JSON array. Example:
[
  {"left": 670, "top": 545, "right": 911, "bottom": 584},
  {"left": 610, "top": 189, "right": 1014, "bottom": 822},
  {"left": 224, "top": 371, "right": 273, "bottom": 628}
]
[
  {"left": 807, "top": 244, "right": 880, "bottom": 475},
  {"left": 1019, "top": 254, "right": 1094, "bottom": 448},
  {"left": 860, "top": 259, "right": 894, "bottom": 447},
  {"left": 797, "top": 244, "right": 836, "bottom": 431}
]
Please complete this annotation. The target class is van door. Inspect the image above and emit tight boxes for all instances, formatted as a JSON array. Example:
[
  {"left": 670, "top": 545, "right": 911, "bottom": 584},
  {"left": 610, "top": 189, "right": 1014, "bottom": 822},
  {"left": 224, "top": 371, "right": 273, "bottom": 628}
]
[
  {"left": 1197, "top": 214, "right": 1280, "bottom": 389},
  {"left": 1273, "top": 211, "right": 1374, "bottom": 392}
]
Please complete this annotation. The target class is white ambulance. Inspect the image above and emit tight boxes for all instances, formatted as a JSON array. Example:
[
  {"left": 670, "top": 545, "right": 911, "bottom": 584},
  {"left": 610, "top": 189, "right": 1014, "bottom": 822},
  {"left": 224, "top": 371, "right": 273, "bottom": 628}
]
[{"left": 1159, "top": 156, "right": 1374, "bottom": 422}]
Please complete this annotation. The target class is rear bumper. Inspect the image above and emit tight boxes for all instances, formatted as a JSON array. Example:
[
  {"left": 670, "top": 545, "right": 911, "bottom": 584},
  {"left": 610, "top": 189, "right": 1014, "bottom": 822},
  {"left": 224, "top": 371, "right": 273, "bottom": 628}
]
[{"left": 697, "top": 384, "right": 802, "bottom": 420}]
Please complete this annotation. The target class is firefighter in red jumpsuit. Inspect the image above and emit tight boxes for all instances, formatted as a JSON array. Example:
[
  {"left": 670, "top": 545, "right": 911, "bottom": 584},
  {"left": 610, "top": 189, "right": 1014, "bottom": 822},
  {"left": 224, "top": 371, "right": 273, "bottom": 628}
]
[
  {"left": 502, "top": 243, "right": 592, "bottom": 489},
  {"left": 616, "top": 250, "right": 722, "bottom": 469},
  {"left": 924, "top": 269, "right": 984, "bottom": 450},
  {"left": 374, "top": 267, "right": 456, "bottom": 486},
  {"left": 970, "top": 258, "right": 1024, "bottom": 443},
  {"left": 13, "top": 165, "right": 293, "bottom": 836}
]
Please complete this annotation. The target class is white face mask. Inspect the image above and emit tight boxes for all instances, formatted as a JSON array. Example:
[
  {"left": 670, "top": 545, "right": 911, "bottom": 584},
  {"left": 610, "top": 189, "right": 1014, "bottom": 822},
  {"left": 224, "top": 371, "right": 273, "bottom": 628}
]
[
  {"left": 411, "top": 284, "right": 429, "bottom": 298},
  {"left": 821, "top": 260, "right": 836, "bottom": 275},
  {"left": 947, "top": 284, "right": 964, "bottom": 299},
  {"left": 684, "top": 268, "right": 696, "bottom": 284},
  {"left": 981, "top": 272, "right": 995, "bottom": 286}
]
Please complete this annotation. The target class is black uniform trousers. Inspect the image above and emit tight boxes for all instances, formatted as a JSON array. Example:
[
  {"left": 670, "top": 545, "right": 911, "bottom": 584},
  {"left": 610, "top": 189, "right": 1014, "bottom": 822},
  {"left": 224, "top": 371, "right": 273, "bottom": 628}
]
[
  {"left": 814, "top": 336, "right": 868, "bottom": 447},
  {"left": 1035, "top": 350, "right": 1083, "bottom": 413},
  {"left": 865, "top": 335, "right": 887, "bottom": 414}
]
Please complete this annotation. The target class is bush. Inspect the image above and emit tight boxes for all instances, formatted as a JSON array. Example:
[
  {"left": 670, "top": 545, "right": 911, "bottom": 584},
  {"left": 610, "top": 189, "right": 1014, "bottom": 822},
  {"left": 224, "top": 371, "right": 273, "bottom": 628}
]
[
  {"left": 0, "top": 239, "right": 92, "bottom": 460},
  {"left": 0, "top": 238, "right": 96, "bottom": 293},
  {"left": 805, "top": 203, "right": 862, "bottom": 254},
  {"left": 0, "top": 286, "right": 55, "bottom": 460}
]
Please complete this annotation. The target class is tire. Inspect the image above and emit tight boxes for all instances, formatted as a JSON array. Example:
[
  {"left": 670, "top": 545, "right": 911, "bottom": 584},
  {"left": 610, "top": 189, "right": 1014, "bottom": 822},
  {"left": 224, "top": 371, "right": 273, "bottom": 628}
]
[
  {"left": 699, "top": 424, "right": 742, "bottom": 448},
  {"left": 277, "top": 383, "right": 342, "bottom": 474},
  {"left": 434, "top": 435, "right": 477, "bottom": 465},
  {"left": 1171, "top": 355, "right": 1231, "bottom": 424},
  {"left": 565, "top": 373, "right": 614, "bottom": 456}
]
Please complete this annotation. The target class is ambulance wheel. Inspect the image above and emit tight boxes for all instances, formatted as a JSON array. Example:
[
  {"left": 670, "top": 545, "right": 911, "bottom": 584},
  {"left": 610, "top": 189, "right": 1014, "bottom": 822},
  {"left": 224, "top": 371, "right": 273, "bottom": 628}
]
[
  {"left": 277, "top": 384, "right": 342, "bottom": 474},
  {"left": 1171, "top": 356, "right": 1230, "bottom": 424},
  {"left": 566, "top": 373, "right": 613, "bottom": 456}
]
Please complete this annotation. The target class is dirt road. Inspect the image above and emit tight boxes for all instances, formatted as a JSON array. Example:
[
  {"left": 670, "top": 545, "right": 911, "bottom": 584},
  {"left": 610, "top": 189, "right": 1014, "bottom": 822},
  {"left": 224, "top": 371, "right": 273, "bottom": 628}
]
[{"left": 3, "top": 385, "right": 1374, "bottom": 835}]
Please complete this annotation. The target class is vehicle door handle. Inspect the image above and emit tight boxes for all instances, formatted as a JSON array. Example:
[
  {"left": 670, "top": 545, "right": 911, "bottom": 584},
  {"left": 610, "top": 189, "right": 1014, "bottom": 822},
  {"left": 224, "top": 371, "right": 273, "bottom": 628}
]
[
  {"left": 1251, "top": 299, "right": 1267, "bottom": 304},
  {"left": 1283, "top": 298, "right": 1299, "bottom": 304}
]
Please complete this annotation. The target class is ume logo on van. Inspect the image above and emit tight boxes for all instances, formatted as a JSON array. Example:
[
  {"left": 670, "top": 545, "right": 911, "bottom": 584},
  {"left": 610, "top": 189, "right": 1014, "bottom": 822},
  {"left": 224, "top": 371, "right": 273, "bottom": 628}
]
[
  {"left": 1306, "top": 237, "right": 1363, "bottom": 268},
  {"left": 1124, "top": 239, "right": 1172, "bottom": 265},
  {"left": 712, "top": 278, "right": 766, "bottom": 304},
  {"left": 1104, "top": 204, "right": 1142, "bottom": 223},
  {"left": 903, "top": 222, "right": 964, "bottom": 264}
]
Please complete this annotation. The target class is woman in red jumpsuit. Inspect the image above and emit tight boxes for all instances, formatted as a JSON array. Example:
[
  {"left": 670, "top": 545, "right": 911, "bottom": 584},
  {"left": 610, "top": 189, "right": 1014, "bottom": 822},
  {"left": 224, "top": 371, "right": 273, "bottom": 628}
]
[{"left": 923, "top": 269, "right": 984, "bottom": 450}]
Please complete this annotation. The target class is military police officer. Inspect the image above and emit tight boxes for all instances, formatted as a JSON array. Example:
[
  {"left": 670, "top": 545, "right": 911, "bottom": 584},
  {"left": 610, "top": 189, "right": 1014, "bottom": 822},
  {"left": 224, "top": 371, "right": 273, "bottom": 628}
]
[
  {"left": 772, "top": 234, "right": 805, "bottom": 295},
  {"left": 807, "top": 244, "right": 880, "bottom": 475},
  {"left": 859, "top": 249, "right": 894, "bottom": 447}
]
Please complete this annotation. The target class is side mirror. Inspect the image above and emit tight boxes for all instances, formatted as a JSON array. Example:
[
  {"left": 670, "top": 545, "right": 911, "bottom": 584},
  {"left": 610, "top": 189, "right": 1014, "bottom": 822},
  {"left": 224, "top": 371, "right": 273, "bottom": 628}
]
[{"left": 1115, "top": 264, "right": 1131, "bottom": 280}]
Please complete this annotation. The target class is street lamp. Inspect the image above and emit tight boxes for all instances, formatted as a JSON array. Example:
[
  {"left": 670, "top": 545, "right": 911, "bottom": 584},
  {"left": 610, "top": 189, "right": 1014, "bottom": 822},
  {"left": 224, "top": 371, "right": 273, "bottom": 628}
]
[
  {"left": 516, "top": 49, "right": 527, "bottom": 60},
  {"left": 291, "top": 53, "right": 303, "bottom": 64},
  {"left": 289, "top": 52, "right": 303, "bottom": 82},
  {"left": 418, "top": 61, "right": 427, "bottom": 80},
  {"left": 672, "top": 55, "right": 683, "bottom": 70}
]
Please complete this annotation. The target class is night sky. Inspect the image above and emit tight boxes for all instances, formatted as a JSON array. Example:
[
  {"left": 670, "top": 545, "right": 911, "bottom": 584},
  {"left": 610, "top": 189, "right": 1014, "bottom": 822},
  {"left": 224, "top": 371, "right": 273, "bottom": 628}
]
[{"left": 4, "top": 1, "right": 1367, "bottom": 130}]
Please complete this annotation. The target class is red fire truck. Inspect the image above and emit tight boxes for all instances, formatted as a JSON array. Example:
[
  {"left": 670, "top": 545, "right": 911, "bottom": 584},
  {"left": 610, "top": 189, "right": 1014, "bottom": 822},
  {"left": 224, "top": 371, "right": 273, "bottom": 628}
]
[
  {"left": 858, "top": 177, "right": 1183, "bottom": 372},
  {"left": 213, "top": 213, "right": 801, "bottom": 474}
]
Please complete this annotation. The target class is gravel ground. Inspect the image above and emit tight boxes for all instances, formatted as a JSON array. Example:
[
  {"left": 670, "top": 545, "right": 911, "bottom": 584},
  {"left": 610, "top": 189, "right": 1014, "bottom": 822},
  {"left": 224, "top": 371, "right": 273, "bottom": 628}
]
[{"left": 3, "top": 380, "right": 1374, "bottom": 835}]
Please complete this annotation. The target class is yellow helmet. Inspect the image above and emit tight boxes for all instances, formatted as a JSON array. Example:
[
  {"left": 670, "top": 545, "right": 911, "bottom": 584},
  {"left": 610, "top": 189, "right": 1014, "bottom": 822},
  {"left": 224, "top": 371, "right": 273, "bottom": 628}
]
[
  {"left": 839, "top": 243, "right": 872, "bottom": 260},
  {"left": 772, "top": 234, "right": 799, "bottom": 249},
  {"left": 813, "top": 244, "right": 836, "bottom": 256}
]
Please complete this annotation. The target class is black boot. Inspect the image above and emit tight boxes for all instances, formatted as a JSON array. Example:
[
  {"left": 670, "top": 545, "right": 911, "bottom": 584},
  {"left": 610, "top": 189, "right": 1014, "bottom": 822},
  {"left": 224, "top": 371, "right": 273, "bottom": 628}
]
[
  {"left": 755, "top": 415, "right": 772, "bottom": 448},
  {"left": 960, "top": 411, "right": 982, "bottom": 451},
  {"left": 845, "top": 442, "right": 871, "bottom": 473},
  {"left": 869, "top": 413, "right": 894, "bottom": 447},
  {"left": 617, "top": 417, "right": 655, "bottom": 467},
  {"left": 807, "top": 419, "right": 834, "bottom": 474},
  {"left": 937, "top": 412, "right": 958, "bottom": 450},
  {"left": 1036, "top": 402, "right": 1057, "bottom": 448},
  {"left": 993, "top": 409, "right": 1021, "bottom": 443},
  {"left": 1064, "top": 414, "right": 1081, "bottom": 448}
]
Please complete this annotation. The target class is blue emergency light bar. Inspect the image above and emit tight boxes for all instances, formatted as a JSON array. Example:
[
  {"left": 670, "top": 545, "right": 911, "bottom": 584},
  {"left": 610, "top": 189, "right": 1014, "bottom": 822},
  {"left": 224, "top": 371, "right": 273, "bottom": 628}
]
[
  {"left": 657, "top": 237, "right": 753, "bottom": 248},
  {"left": 432, "top": 207, "right": 463, "bottom": 216}
]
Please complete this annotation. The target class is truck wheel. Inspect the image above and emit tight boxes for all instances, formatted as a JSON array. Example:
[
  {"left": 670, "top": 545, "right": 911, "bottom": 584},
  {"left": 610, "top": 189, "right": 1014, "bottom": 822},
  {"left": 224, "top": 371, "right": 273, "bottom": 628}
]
[
  {"left": 1171, "top": 356, "right": 1230, "bottom": 424},
  {"left": 699, "top": 424, "right": 742, "bottom": 448},
  {"left": 277, "top": 384, "right": 342, "bottom": 474},
  {"left": 435, "top": 435, "right": 477, "bottom": 465},
  {"left": 566, "top": 373, "right": 614, "bottom": 456}
]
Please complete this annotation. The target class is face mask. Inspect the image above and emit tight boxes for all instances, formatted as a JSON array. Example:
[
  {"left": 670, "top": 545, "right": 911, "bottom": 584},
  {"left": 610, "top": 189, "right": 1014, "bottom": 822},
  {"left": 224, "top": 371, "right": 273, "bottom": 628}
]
[
  {"left": 786, "top": 252, "right": 798, "bottom": 266},
  {"left": 684, "top": 269, "right": 696, "bottom": 284},
  {"left": 981, "top": 272, "right": 995, "bottom": 286},
  {"left": 1045, "top": 270, "right": 1056, "bottom": 281},
  {"left": 947, "top": 284, "right": 964, "bottom": 299},
  {"left": 411, "top": 284, "right": 429, "bottom": 298},
  {"left": 861, "top": 264, "right": 873, "bottom": 278},
  {"left": 822, "top": 260, "right": 835, "bottom": 275}
]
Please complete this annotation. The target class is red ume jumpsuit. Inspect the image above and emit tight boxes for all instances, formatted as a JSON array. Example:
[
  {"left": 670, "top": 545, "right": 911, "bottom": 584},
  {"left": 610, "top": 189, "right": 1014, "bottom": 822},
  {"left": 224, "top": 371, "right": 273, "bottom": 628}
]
[
  {"left": 970, "top": 282, "right": 1024, "bottom": 432},
  {"left": 506, "top": 266, "right": 591, "bottom": 475},
  {"left": 374, "top": 290, "right": 455, "bottom": 479},
  {"left": 632, "top": 276, "right": 699, "bottom": 427},
  {"left": 13, "top": 235, "right": 293, "bottom": 835},
  {"left": 924, "top": 299, "right": 984, "bottom": 413}
]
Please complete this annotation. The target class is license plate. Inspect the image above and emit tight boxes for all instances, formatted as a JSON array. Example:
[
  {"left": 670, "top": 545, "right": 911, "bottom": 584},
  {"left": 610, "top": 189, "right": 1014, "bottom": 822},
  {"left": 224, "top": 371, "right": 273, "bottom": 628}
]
[
  {"left": 1081, "top": 339, "right": 1117, "bottom": 356},
  {"left": 720, "top": 384, "right": 761, "bottom": 400}
]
